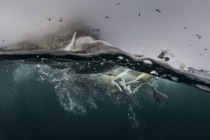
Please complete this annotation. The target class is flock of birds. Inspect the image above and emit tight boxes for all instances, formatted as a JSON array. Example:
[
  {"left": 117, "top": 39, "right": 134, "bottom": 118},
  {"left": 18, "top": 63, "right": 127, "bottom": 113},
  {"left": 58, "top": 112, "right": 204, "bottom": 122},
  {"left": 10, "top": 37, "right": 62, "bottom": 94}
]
[
  {"left": 105, "top": 3, "right": 207, "bottom": 54},
  {"left": 1, "top": 17, "right": 63, "bottom": 46},
  {"left": 45, "top": 2, "right": 205, "bottom": 53},
  {"left": 42, "top": 2, "right": 204, "bottom": 43},
  {"left": 0, "top": 2, "right": 208, "bottom": 53}
]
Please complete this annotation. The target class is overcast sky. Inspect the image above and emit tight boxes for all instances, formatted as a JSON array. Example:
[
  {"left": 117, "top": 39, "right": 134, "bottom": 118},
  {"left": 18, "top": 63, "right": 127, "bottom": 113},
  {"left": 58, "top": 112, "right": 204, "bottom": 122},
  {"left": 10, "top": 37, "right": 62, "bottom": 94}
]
[{"left": 0, "top": 0, "right": 210, "bottom": 69}]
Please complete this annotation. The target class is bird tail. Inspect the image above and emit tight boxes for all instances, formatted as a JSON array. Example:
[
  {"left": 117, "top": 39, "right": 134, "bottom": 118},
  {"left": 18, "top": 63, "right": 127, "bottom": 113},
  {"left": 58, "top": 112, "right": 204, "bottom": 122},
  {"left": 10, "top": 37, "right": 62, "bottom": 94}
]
[
  {"left": 152, "top": 90, "right": 168, "bottom": 103},
  {"left": 147, "top": 83, "right": 168, "bottom": 103}
]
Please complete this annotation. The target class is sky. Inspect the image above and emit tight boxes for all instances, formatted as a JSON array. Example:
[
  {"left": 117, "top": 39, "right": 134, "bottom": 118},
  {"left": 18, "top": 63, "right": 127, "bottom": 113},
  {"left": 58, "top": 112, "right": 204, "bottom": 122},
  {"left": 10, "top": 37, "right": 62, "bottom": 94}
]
[{"left": 0, "top": 0, "right": 210, "bottom": 70}]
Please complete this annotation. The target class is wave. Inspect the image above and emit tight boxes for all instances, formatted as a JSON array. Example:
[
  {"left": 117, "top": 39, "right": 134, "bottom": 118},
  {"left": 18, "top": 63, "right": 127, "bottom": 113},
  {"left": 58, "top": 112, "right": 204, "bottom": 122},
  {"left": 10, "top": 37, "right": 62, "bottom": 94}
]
[{"left": 1, "top": 48, "right": 210, "bottom": 93}]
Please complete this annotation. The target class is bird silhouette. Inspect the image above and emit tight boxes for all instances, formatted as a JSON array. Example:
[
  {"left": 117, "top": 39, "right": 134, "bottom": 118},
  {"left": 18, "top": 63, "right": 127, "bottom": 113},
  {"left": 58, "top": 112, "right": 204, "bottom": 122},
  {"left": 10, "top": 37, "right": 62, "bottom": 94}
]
[
  {"left": 46, "top": 18, "right": 53, "bottom": 21},
  {"left": 58, "top": 17, "right": 63, "bottom": 22},
  {"left": 2, "top": 39, "right": 5, "bottom": 42},
  {"left": 93, "top": 29, "right": 101, "bottom": 32},
  {"left": 184, "top": 26, "right": 187, "bottom": 29},
  {"left": 197, "top": 34, "right": 202, "bottom": 39},
  {"left": 138, "top": 13, "right": 141, "bottom": 16},
  {"left": 115, "top": 3, "right": 120, "bottom": 6},
  {"left": 105, "top": 16, "right": 109, "bottom": 19},
  {"left": 156, "top": 9, "right": 161, "bottom": 13}
]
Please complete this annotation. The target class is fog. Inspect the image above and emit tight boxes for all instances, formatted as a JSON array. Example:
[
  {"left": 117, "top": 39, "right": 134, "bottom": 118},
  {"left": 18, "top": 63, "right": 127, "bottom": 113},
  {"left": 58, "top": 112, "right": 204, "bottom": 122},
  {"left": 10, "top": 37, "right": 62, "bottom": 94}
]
[{"left": 0, "top": 0, "right": 210, "bottom": 69}]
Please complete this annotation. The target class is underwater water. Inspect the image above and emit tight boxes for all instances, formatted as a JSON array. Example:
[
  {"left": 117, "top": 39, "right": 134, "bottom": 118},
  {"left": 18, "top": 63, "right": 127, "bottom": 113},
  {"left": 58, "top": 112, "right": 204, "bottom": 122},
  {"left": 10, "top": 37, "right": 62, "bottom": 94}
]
[{"left": 0, "top": 51, "right": 210, "bottom": 140}]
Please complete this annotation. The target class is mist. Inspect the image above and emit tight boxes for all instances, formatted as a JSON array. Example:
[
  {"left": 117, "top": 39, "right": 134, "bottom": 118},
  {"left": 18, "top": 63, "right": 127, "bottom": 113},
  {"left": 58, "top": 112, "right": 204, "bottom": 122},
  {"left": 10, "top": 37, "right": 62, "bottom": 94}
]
[{"left": 0, "top": 0, "right": 210, "bottom": 69}]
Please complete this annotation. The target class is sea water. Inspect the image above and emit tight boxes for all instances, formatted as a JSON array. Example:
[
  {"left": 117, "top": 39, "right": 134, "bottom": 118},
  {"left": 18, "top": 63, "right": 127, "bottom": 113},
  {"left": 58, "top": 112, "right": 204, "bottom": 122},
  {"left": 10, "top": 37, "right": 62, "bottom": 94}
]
[{"left": 0, "top": 50, "right": 210, "bottom": 140}]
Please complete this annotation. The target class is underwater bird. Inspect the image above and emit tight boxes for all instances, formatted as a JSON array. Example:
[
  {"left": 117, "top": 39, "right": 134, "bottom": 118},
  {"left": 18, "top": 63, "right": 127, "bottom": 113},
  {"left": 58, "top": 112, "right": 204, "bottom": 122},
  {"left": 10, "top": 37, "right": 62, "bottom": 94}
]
[
  {"left": 125, "top": 72, "right": 168, "bottom": 103},
  {"left": 197, "top": 34, "right": 202, "bottom": 39},
  {"left": 46, "top": 18, "right": 53, "bottom": 21},
  {"left": 156, "top": 9, "right": 161, "bottom": 13},
  {"left": 54, "top": 67, "right": 167, "bottom": 103},
  {"left": 109, "top": 67, "right": 168, "bottom": 103},
  {"left": 138, "top": 13, "right": 141, "bottom": 16},
  {"left": 115, "top": 3, "right": 120, "bottom": 6},
  {"left": 105, "top": 16, "right": 109, "bottom": 19}
]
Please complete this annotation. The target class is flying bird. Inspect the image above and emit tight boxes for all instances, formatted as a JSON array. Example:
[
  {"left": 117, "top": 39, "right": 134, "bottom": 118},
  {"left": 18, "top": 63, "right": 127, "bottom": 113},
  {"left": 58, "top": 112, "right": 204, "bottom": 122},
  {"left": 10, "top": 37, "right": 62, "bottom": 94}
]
[
  {"left": 46, "top": 18, "right": 53, "bottom": 21},
  {"left": 115, "top": 3, "right": 120, "bottom": 6},
  {"left": 156, "top": 9, "right": 161, "bottom": 13},
  {"left": 204, "top": 47, "right": 208, "bottom": 51},
  {"left": 2, "top": 39, "right": 5, "bottom": 42},
  {"left": 197, "top": 34, "right": 202, "bottom": 39},
  {"left": 138, "top": 13, "right": 141, "bottom": 16},
  {"left": 58, "top": 17, "right": 63, "bottom": 22},
  {"left": 105, "top": 16, "right": 109, "bottom": 19},
  {"left": 184, "top": 26, "right": 187, "bottom": 29},
  {"left": 93, "top": 29, "right": 101, "bottom": 32}
]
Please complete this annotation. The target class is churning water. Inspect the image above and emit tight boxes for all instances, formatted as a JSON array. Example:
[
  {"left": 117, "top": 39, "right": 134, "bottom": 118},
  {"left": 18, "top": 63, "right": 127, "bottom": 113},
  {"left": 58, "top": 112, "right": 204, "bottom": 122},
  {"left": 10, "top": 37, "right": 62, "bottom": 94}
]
[{"left": 0, "top": 48, "right": 210, "bottom": 140}]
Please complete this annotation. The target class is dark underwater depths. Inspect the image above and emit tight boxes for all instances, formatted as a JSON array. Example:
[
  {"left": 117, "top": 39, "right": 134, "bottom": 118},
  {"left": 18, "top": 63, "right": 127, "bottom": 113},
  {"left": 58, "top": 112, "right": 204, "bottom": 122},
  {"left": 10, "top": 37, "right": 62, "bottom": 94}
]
[{"left": 1, "top": 66, "right": 210, "bottom": 140}]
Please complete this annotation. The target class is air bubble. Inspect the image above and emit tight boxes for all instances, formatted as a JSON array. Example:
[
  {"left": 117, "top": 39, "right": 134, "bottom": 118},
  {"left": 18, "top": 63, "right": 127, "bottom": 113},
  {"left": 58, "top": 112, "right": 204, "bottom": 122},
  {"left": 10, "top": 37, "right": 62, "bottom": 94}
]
[{"left": 118, "top": 56, "right": 123, "bottom": 60}]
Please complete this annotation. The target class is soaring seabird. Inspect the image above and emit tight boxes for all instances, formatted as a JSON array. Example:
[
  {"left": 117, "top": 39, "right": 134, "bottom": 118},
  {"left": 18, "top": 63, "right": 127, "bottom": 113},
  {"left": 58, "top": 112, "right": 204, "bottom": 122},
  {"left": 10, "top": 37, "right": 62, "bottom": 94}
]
[
  {"left": 115, "top": 3, "right": 120, "bottom": 6},
  {"left": 46, "top": 18, "right": 53, "bottom": 21},
  {"left": 197, "top": 34, "right": 202, "bottom": 39},
  {"left": 58, "top": 18, "right": 63, "bottom": 22},
  {"left": 156, "top": 9, "right": 161, "bottom": 13}
]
